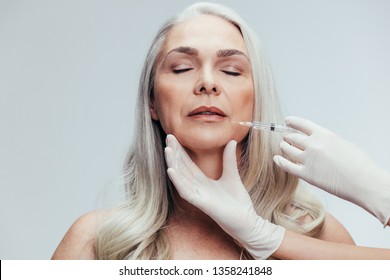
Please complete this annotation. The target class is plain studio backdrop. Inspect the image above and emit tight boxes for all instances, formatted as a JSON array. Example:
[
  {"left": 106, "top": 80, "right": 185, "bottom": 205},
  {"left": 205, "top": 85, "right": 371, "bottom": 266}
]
[{"left": 1, "top": 0, "right": 389, "bottom": 259}]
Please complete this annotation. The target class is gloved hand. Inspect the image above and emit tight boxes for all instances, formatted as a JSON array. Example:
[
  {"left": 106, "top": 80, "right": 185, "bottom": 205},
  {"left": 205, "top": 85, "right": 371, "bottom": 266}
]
[
  {"left": 164, "top": 134, "right": 285, "bottom": 259},
  {"left": 273, "top": 116, "right": 390, "bottom": 226}
]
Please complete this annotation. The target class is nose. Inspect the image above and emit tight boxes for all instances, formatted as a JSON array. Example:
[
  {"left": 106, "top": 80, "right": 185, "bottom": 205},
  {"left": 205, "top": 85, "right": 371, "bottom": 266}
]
[{"left": 193, "top": 69, "right": 221, "bottom": 95}]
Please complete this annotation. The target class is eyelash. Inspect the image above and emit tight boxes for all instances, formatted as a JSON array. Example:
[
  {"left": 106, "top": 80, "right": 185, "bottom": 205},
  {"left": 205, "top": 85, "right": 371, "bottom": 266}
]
[
  {"left": 222, "top": 70, "right": 241, "bottom": 76},
  {"left": 173, "top": 68, "right": 193, "bottom": 74},
  {"left": 172, "top": 68, "right": 241, "bottom": 76}
]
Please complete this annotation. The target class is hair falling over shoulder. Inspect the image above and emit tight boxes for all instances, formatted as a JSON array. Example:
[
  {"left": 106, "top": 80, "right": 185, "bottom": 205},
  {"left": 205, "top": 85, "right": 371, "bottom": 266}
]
[{"left": 95, "top": 2, "right": 325, "bottom": 260}]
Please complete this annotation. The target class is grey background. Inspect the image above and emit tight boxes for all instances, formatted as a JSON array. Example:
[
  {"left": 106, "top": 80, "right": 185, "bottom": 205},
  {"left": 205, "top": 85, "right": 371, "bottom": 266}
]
[{"left": 1, "top": 0, "right": 389, "bottom": 259}]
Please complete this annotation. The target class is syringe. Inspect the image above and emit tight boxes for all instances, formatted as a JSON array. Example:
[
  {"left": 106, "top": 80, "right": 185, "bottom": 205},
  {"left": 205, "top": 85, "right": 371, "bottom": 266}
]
[{"left": 237, "top": 121, "right": 298, "bottom": 133}]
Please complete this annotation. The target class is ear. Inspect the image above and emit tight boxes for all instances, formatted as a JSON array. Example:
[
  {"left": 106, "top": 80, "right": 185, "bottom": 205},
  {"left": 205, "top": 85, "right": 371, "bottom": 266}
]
[{"left": 149, "top": 98, "right": 159, "bottom": 121}]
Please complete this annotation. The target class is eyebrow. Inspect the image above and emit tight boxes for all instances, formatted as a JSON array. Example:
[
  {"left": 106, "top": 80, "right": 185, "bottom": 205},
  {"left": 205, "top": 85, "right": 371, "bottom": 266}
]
[
  {"left": 216, "top": 49, "right": 246, "bottom": 58},
  {"left": 166, "top": 46, "right": 199, "bottom": 56},
  {"left": 165, "top": 46, "right": 248, "bottom": 59}
]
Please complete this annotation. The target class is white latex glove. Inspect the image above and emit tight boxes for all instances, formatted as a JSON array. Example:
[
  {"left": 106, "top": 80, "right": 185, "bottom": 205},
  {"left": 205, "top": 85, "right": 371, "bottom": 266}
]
[
  {"left": 273, "top": 116, "right": 390, "bottom": 226},
  {"left": 164, "top": 134, "right": 285, "bottom": 259}
]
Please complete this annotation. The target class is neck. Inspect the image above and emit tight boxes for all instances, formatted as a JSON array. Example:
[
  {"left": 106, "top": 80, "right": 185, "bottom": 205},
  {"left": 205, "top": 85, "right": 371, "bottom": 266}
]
[
  {"left": 169, "top": 143, "right": 242, "bottom": 222},
  {"left": 186, "top": 147, "right": 225, "bottom": 180},
  {"left": 169, "top": 146, "right": 225, "bottom": 227}
]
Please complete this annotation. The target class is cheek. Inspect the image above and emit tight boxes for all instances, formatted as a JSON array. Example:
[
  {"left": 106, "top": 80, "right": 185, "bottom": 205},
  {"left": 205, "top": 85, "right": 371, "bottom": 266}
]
[
  {"left": 153, "top": 78, "right": 186, "bottom": 132},
  {"left": 243, "top": 88, "right": 254, "bottom": 112},
  {"left": 154, "top": 77, "right": 172, "bottom": 112},
  {"left": 233, "top": 82, "right": 254, "bottom": 119},
  {"left": 228, "top": 82, "right": 254, "bottom": 142}
]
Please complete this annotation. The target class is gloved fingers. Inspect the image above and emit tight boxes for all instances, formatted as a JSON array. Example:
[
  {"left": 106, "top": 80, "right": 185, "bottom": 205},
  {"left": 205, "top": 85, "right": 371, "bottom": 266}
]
[
  {"left": 285, "top": 116, "right": 320, "bottom": 136},
  {"left": 283, "top": 133, "right": 308, "bottom": 150},
  {"left": 168, "top": 166, "right": 221, "bottom": 219},
  {"left": 164, "top": 142, "right": 193, "bottom": 179},
  {"left": 220, "top": 140, "right": 252, "bottom": 199},
  {"left": 273, "top": 155, "right": 303, "bottom": 177},
  {"left": 221, "top": 140, "right": 241, "bottom": 181},
  {"left": 165, "top": 135, "right": 212, "bottom": 205},
  {"left": 164, "top": 146, "right": 174, "bottom": 167},
  {"left": 279, "top": 141, "right": 305, "bottom": 163},
  {"left": 166, "top": 134, "right": 204, "bottom": 178},
  {"left": 167, "top": 167, "right": 202, "bottom": 206},
  {"left": 164, "top": 147, "right": 194, "bottom": 180}
]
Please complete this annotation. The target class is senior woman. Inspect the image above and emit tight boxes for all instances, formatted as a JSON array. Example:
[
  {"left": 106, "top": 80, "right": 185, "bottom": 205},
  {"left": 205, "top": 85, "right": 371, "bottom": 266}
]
[{"left": 52, "top": 2, "right": 354, "bottom": 260}]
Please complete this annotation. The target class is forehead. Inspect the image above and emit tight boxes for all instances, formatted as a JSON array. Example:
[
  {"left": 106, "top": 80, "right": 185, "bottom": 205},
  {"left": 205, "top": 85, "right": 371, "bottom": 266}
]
[{"left": 163, "top": 14, "right": 248, "bottom": 55}]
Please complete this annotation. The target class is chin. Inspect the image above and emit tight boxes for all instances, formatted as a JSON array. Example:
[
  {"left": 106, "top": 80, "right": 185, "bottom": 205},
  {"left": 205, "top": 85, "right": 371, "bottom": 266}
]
[{"left": 174, "top": 127, "right": 248, "bottom": 152}]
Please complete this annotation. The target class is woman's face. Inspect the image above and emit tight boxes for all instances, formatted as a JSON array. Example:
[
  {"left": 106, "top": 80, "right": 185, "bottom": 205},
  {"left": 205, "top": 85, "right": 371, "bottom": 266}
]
[{"left": 152, "top": 15, "right": 254, "bottom": 151}]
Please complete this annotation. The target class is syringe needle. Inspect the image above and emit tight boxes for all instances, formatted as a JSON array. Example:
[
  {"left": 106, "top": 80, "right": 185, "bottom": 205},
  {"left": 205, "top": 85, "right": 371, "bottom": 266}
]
[{"left": 235, "top": 121, "right": 298, "bottom": 133}]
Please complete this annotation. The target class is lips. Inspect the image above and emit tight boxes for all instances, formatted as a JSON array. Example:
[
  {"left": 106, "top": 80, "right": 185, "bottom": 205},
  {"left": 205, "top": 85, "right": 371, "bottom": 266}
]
[{"left": 188, "top": 106, "right": 226, "bottom": 117}]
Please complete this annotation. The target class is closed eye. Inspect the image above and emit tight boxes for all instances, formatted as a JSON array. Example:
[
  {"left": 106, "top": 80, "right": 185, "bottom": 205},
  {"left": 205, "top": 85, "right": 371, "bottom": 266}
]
[
  {"left": 221, "top": 70, "right": 241, "bottom": 76},
  {"left": 173, "top": 68, "right": 193, "bottom": 74}
]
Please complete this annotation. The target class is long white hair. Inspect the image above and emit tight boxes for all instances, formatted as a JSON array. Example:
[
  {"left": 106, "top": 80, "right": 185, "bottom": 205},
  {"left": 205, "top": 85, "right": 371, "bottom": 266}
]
[{"left": 96, "top": 2, "right": 325, "bottom": 260}]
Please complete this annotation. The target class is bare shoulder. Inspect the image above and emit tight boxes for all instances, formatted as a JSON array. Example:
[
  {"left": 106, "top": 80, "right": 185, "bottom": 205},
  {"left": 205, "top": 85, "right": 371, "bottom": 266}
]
[
  {"left": 317, "top": 213, "right": 355, "bottom": 244},
  {"left": 51, "top": 210, "right": 108, "bottom": 260}
]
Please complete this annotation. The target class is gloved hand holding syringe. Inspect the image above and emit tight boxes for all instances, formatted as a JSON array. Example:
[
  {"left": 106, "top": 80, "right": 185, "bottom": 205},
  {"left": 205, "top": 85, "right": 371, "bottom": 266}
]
[
  {"left": 272, "top": 116, "right": 390, "bottom": 226},
  {"left": 238, "top": 117, "right": 389, "bottom": 226}
]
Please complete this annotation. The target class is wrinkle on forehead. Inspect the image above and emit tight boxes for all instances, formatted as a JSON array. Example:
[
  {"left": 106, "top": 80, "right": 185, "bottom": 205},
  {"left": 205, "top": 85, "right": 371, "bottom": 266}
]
[{"left": 157, "top": 14, "right": 248, "bottom": 66}]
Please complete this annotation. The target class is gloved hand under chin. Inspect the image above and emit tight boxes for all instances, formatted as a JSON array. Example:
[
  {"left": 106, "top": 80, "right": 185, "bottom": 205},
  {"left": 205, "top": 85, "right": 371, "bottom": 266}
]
[
  {"left": 273, "top": 116, "right": 390, "bottom": 226},
  {"left": 164, "top": 134, "right": 285, "bottom": 259}
]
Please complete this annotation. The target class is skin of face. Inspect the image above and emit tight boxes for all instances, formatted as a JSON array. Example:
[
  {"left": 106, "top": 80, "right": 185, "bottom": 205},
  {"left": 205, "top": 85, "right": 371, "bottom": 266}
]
[{"left": 151, "top": 14, "right": 254, "bottom": 160}]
